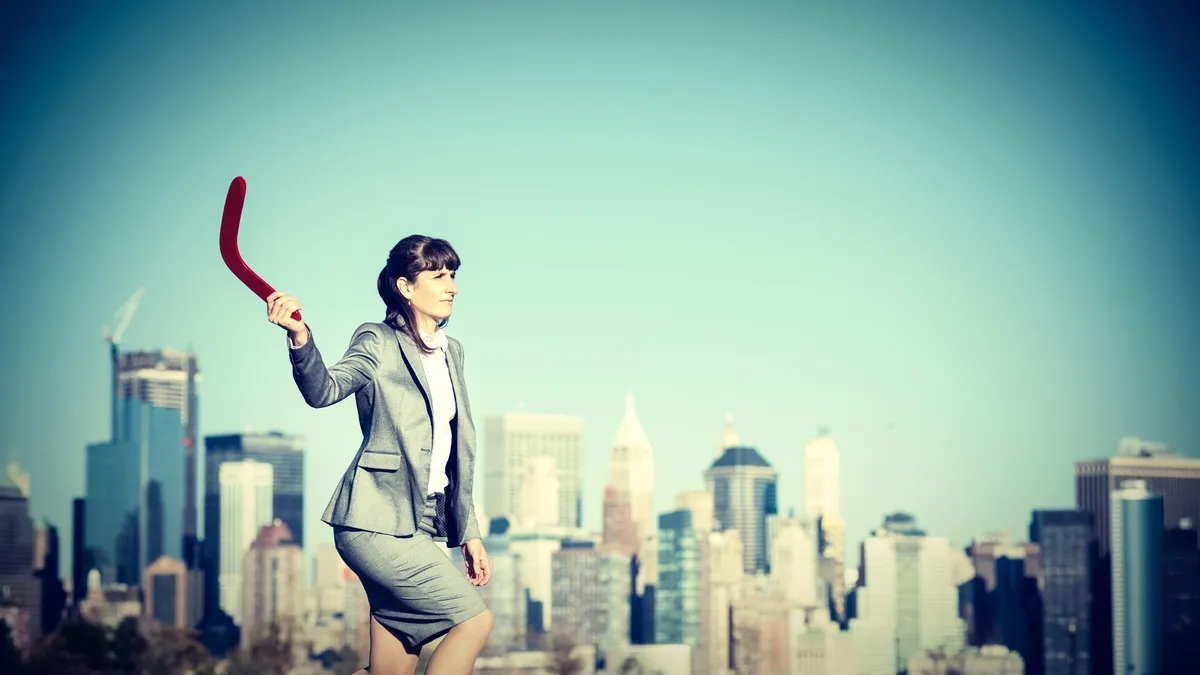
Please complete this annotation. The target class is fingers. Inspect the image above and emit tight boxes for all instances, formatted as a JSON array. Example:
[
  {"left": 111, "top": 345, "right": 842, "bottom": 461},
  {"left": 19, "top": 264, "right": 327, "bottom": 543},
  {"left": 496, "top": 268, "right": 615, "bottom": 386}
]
[
  {"left": 472, "top": 554, "right": 489, "bottom": 585},
  {"left": 278, "top": 299, "right": 301, "bottom": 322},
  {"left": 266, "top": 292, "right": 284, "bottom": 320},
  {"left": 266, "top": 292, "right": 302, "bottom": 327},
  {"left": 464, "top": 552, "right": 489, "bottom": 585}
]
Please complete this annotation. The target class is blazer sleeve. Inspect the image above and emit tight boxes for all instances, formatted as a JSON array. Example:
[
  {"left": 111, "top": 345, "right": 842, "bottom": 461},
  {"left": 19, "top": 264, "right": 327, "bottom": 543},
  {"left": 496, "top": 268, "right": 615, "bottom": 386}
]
[
  {"left": 463, "top": 502, "right": 482, "bottom": 544},
  {"left": 288, "top": 322, "right": 384, "bottom": 408},
  {"left": 451, "top": 338, "right": 483, "bottom": 543}
]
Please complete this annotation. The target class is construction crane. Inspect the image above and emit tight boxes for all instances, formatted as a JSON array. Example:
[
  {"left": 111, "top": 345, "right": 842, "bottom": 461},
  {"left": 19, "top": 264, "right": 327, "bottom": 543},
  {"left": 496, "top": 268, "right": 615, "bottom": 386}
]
[{"left": 103, "top": 287, "right": 145, "bottom": 441}]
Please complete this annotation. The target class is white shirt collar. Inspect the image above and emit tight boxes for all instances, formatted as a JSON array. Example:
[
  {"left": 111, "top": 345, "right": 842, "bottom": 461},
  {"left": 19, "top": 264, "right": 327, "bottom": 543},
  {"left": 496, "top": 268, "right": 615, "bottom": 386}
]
[{"left": 420, "top": 327, "right": 449, "bottom": 352}]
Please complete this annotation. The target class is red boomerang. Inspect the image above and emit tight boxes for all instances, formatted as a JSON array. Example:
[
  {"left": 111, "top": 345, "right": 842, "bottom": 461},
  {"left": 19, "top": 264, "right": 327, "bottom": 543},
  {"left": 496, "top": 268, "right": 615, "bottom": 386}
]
[{"left": 219, "top": 176, "right": 301, "bottom": 322}]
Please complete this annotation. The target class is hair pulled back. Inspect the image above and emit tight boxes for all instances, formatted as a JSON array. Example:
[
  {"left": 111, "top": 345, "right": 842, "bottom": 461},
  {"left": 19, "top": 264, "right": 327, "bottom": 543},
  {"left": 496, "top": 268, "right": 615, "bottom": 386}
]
[{"left": 377, "top": 235, "right": 461, "bottom": 353}]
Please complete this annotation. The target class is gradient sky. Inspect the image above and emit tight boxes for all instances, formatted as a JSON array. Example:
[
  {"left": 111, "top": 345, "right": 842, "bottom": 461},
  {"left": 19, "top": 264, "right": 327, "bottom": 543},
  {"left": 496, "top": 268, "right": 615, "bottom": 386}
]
[{"left": 2, "top": 2, "right": 1197, "bottom": 578}]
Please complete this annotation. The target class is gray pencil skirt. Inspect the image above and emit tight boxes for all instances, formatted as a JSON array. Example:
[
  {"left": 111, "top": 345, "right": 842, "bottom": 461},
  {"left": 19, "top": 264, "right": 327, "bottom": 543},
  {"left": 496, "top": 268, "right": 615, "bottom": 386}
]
[{"left": 333, "top": 493, "right": 488, "bottom": 652}]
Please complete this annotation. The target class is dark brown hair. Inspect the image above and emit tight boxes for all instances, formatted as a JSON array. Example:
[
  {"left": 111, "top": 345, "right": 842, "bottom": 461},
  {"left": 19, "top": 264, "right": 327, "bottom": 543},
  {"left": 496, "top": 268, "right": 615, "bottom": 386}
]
[{"left": 377, "top": 235, "right": 461, "bottom": 353}]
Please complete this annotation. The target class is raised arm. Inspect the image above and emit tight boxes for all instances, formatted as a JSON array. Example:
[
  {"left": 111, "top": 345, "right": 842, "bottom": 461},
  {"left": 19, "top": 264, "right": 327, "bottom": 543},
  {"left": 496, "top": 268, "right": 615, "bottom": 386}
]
[{"left": 287, "top": 322, "right": 385, "bottom": 408}]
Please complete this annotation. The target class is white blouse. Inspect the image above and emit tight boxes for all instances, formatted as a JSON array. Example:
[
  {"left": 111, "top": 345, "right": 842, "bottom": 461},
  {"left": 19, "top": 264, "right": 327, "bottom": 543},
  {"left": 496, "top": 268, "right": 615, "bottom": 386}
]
[{"left": 418, "top": 328, "right": 456, "bottom": 495}]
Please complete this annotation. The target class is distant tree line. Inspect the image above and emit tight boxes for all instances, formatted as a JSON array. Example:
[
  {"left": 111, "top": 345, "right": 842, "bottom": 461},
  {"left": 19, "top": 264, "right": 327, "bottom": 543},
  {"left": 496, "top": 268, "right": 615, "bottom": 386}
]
[{"left": 0, "top": 616, "right": 359, "bottom": 675}]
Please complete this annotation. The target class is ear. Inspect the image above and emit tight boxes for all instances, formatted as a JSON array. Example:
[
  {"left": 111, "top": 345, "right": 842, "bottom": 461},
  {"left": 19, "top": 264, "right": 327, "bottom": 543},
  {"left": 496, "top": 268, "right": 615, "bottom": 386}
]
[{"left": 396, "top": 277, "right": 414, "bottom": 301}]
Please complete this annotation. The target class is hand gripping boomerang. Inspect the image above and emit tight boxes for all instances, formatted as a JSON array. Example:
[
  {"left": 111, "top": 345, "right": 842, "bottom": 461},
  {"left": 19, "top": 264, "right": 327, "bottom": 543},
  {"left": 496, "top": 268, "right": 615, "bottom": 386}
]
[{"left": 219, "top": 176, "right": 302, "bottom": 322}]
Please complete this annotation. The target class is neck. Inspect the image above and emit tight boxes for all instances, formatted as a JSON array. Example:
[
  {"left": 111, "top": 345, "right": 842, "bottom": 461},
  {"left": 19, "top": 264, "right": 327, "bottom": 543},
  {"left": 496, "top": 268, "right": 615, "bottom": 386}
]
[{"left": 412, "top": 311, "right": 440, "bottom": 336}]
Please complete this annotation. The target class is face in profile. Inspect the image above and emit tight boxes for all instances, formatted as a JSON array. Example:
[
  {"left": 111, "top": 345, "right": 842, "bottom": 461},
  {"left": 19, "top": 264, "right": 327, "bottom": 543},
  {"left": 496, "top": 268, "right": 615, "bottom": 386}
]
[{"left": 400, "top": 266, "right": 457, "bottom": 322}]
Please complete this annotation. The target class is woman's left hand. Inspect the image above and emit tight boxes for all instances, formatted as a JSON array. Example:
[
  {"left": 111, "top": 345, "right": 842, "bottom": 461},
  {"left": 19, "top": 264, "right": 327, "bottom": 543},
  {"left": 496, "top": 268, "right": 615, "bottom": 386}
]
[{"left": 461, "top": 539, "right": 491, "bottom": 586}]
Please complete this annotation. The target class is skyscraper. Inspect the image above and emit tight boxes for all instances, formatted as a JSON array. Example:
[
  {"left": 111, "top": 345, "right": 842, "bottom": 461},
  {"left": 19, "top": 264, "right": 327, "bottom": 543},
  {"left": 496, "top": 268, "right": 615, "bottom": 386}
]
[
  {"left": 990, "top": 552, "right": 1042, "bottom": 672},
  {"left": 699, "top": 528, "right": 743, "bottom": 675},
  {"left": 33, "top": 521, "right": 66, "bottom": 636},
  {"left": 219, "top": 460, "right": 274, "bottom": 624},
  {"left": 766, "top": 512, "right": 821, "bottom": 608},
  {"left": 849, "top": 513, "right": 968, "bottom": 674},
  {"left": 508, "top": 530, "right": 567, "bottom": 637},
  {"left": 1075, "top": 439, "right": 1200, "bottom": 556},
  {"left": 803, "top": 435, "right": 840, "bottom": 522},
  {"left": 202, "top": 431, "right": 304, "bottom": 619},
  {"left": 517, "top": 454, "right": 560, "bottom": 530},
  {"left": 86, "top": 391, "right": 186, "bottom": 586},
  {"left": 483, "top": 411, "right": 583, "bottom": 529},
  {"left": 672, "top": 490, "right": 723, "bottom": 675},
  {"left": 705, "top": 445, "right": 778, "bottom": 574},
  {"left": 116, "top": 349, "right": 201, "bottom": 563},
  {"left": 803, "top": 434, "right": 846, "bottom": 620},
  {"left": 602, "top": 484, "right": 639, "bottom": 557},
  {"left": 608, "top": 393, "right": 657, "bottom": 590},
  {"left": 0, "top": 466, "right": 40, "bottom": 651},
  {"left": 550, "top": 541, "right": 631, "bottom": 660},
  {"left": 1163, "top": 518, "right": 1200, "bottom": 673},
  {"left": 1111, "top": 480, "right": 1163, "bottom": 675},
  {"left": 656, "top": 509, "right": 702, "bottom": 647},
  {"left": 1030, "top": 509, "right": 1094, "bottom": 675},
  {"left": 1074, "top": 439, "right": 1197, "bottom": 675}
]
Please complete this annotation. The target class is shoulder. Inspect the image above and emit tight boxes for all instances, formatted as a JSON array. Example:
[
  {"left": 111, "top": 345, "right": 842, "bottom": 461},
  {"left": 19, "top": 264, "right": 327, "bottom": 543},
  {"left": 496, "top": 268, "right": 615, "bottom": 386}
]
[
  {"left": 447, "top": 335, "right": 465, "bottom": 360},
  {"left": 353, "top": 321, "right": 390, "bottom": 334},
  {"left": 350, "top": 322, "right": 390, "bottom": 347}
]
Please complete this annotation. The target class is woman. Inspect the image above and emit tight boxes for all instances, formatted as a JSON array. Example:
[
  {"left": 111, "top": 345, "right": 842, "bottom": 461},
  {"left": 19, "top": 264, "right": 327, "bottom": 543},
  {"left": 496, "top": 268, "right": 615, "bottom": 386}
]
[{"left": 266, "top": 234, "right": 494, "bottom": 675}]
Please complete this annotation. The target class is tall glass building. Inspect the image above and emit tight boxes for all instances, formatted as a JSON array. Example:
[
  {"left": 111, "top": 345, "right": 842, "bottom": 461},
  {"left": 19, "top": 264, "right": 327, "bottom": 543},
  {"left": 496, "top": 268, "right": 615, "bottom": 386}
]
[
  {"left": 116, "top": 349, "right": 201, "bottom": 564},
  {"left": 1112, "top": 480, "right": 1163, "bottom": 675},
  {"left": 1030, "top": 509, "right": 1094, "bottom": 675},
  {"left": 85, "top": 396, "right": 185, "bottom": 585},
  {"left": 656, "top": 509, "right": 702, "bottom": 647},
  {"left": 705, "top": 446, "right": 778, "bottom": 574},
  {"left": 1163, "top": 519, "right": 1200, "bottom": 672}
]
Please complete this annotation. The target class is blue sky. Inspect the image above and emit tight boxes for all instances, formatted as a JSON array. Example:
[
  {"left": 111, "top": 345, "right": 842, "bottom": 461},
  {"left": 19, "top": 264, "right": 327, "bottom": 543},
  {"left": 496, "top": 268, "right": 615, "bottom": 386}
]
[{"left": 2, "top": 1, "right": 1197, "bottom": 577}]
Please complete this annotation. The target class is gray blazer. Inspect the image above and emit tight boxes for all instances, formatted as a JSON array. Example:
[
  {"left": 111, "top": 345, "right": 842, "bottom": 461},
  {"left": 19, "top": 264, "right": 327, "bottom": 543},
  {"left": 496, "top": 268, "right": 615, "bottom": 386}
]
[{"left": 287, "top": 319, "right": 482, "bottom": 546}]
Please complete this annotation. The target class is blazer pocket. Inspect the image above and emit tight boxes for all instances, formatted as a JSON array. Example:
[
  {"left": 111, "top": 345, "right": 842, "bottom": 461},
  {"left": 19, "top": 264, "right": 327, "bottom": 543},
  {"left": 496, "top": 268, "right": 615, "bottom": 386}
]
[{"left": 357, "top": 450, "right": 402, "bottom": 471}]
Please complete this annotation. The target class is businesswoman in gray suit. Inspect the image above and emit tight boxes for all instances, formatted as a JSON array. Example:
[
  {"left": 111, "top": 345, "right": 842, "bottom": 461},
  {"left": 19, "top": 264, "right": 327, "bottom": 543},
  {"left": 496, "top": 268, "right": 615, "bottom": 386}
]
[{"left": 266, "top": 235, "right": 493, "bottom": 675}]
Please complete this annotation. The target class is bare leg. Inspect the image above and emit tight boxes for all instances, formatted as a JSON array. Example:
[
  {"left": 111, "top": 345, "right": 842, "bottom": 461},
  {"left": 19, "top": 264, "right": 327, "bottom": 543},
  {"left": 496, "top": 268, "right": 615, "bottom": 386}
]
[
  {"left": 349, "top": 616, "right": 420, "bottom": 675},
  {"left": 424, "top": 608, "right": 495, "bottom": 675}
]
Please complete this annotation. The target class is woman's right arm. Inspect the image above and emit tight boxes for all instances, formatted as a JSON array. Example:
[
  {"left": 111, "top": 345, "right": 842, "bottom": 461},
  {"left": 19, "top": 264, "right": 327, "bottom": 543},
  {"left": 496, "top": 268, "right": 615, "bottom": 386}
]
[
  {"left": 288, "top": 322, "right": 384, "bottom": 408},
  {"left": 267, "top": 291, "right": 383, "bottom": 408}
]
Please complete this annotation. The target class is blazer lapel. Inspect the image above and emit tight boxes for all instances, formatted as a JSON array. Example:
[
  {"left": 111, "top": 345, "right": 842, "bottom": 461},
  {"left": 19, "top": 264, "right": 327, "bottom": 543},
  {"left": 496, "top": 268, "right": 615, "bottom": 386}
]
[{"left": 391, "top": 323, "right": 432, "bottom": 410}]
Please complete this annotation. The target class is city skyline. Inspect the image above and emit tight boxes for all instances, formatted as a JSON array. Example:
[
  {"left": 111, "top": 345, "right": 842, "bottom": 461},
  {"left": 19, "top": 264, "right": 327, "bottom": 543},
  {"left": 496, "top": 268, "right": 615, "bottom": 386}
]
[
  {"left": 8, "top": 294, "right": 1197, "bottom": 581},
  {"left": 2, "top": 1, "right": 1198, "bottom": 582},
  {"left": 11, "top": 377, "right": 1191, "bottom": 584}
]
